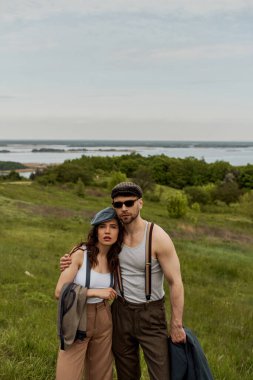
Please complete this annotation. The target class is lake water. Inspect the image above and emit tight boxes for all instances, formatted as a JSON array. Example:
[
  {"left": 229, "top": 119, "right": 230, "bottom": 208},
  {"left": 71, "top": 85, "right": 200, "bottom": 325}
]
[{"left": 0, "top": 140, "right": 252, "bottom": 167}]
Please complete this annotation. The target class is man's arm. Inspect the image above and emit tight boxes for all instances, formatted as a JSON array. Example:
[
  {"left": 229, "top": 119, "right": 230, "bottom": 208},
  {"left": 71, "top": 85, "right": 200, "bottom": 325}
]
[
  {"left": 55, "top": 250, "right": 81, "bottom": 298},
  {"left": 153, "top": 224, "right": 186, "bottom": 343}
]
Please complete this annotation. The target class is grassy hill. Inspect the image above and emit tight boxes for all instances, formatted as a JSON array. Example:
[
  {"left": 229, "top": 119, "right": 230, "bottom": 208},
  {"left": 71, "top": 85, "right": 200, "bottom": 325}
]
[{"left": 0, "top": 181, "right": 252, "bottom": 379}]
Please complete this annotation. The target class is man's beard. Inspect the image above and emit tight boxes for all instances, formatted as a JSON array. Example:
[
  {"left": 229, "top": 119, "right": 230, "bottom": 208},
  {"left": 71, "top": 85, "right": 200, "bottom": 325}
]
[{"left": 119, "top": 211, "right": 139, "bottom": 225}]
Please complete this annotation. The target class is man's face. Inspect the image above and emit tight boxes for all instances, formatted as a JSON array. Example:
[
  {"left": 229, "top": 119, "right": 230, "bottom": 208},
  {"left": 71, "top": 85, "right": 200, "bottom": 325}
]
[{"left": 112, "top": 196, "right": 143, "bottom": 224}]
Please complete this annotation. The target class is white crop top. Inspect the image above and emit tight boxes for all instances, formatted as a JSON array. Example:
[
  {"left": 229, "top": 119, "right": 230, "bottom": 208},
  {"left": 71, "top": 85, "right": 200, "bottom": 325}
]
[{"left": 74, "top": 248, "right": 113, "bottom": 304}]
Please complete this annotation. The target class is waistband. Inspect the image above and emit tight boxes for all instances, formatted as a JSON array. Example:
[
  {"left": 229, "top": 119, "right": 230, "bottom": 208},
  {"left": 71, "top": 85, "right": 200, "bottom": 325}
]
[
  {"left": 87, "top": 300, "right": 108, "bottom": 311},
  {"left": 116, "top": 296, "right": 165, "bottom": 309}
]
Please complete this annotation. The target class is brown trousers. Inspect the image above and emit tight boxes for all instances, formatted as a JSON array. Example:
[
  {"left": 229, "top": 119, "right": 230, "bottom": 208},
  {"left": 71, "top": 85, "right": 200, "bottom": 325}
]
[
  {"left": 56, "top": 300, "right": 113, "bottom": 380},
  {"left": 111, "top": 297, "right": 170, "bottom": 380}
]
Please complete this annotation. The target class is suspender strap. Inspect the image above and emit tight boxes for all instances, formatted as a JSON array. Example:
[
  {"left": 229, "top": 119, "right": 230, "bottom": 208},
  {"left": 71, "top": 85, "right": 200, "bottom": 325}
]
[
  {"left": 145, "top": 222, "right": 154, "bottom": 301},
  {"left": 115, "top": 221, "right": 154, "bottom": 300},
  {"left": 110, "top": 272, "right": 114, "bottom": 288},
  {"left": 115, "top": 265, "right": 124, "bottom": 297},
  {"left": 85, "top": 251, "right": 91, "bottom": 289}
]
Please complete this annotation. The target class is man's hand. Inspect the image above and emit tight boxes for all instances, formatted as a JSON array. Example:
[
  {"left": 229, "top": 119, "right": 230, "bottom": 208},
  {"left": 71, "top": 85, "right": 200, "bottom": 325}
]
[
  {"left": 60, "top": 254, "right": 72, "bottom": 272},
  {"left": 170, "top": 325, "right": 186, "bottom": 343}
]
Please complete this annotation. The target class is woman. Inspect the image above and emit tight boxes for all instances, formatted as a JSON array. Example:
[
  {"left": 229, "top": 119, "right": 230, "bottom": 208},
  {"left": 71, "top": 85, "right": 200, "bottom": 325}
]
[{"left": 55, "top": 207, "right": 123, "bottom": 380}]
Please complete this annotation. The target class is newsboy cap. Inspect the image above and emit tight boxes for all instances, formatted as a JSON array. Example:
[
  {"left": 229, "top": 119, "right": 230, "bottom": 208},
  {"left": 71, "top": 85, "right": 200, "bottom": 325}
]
[
  {"left": 91, "top": 207, "right": 117, "bottom": 226},
  {"left": 111, "top": 182, "right": 143, "bottom": 199}
]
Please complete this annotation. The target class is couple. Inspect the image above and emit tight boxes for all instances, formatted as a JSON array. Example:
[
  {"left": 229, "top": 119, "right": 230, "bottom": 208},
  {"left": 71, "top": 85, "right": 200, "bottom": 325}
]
[{"left": 55, "top": 182, "right": 186, "bottom": 380}]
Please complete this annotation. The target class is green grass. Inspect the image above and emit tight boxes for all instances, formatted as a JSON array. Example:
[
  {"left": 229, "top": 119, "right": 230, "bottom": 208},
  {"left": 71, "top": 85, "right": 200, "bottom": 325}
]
[{"left": 0, "top": 182, "right": 253, "bottom": 379}]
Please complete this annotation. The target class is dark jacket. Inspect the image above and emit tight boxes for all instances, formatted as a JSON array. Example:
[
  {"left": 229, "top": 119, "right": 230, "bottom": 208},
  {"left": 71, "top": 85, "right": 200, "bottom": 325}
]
[
  {"left": 57, "top": 282, "right": 88, "bottom": 350},
  {"left": 168, "top": 328, "right": 214, "bottom": 380}
]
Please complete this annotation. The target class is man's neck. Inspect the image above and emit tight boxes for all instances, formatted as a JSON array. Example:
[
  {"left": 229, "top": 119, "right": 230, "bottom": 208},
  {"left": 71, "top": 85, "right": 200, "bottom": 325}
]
[
  {"left": 123, "top": 216, "right": 146, "bottom": 236},
  {"left": 123, "top": 217, "right": 147, "bottom": 247}
]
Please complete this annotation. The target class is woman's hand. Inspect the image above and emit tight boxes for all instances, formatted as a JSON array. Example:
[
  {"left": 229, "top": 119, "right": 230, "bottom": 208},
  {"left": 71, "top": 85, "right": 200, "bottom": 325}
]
[{"left": 87, "top": 287, "right": 117, "bottom": 300}]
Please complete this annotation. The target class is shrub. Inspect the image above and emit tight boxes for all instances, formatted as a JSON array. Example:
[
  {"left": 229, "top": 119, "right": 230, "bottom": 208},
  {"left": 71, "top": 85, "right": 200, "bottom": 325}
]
[
  {"left": 75, "top": 178, "right": 85, "bottom": 197},
  {"left": 144, "top": 192, "right": 160, "bottom": 202},
  {"left": 238, "top": 164, "right": 253, "bottom": 188},
  {"left": 108, "top": 171, "right": 127, "bottom": 190},
  {"left": 191, "top": 202, "right": 201, "bottom": 212},
  {"left": 3, "top": 171, "right": 22, "bottom": 181},
  {"left": 184, "top": 186, "right": 211, "bottom": 205},
  {"left": 239, "top": 191, "right": 253, "bottom": 219},
  {"left": 132, "top": 166, "right": 155, "bottom": 193},
  {"left": 167, "top": 193, "right": 188, "bottom": 218},
  {"left": 212, "top": 181, "right": 242, "bottom": 205}
]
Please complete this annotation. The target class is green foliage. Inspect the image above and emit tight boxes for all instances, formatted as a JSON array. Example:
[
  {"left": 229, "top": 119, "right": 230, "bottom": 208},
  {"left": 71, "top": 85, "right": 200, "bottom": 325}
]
[
  {"left": 116, "top": 153, "right": 145, "bottom": 177},
  {"left": 238, "top": 164, "right": 253, "bottom": 188},
  {"left": 191, "top": 202, "right": 201, "bottom": 212},
  {"left": 167, "top": 192, "right": 188, "bottom": 218},
  {"left": 75, "top": 178, "right": 85, "bottom": 197},
  {"left": 0, "top": 182, "right": 253, "bottom": 379},
  {"left": 212, "top": 180, "right": 242, "bottom": 205},
  {"left": 108, "top": 171, "right": 127, "bottom": 190},
  {"left": 238, "top": 190, "right": 253, "bottom": 219},
  {"left": 0, "top": 170, "right": 22, "bottom": 181},
  {"left": 35, "top": 161, "right": 93, "bottom": 185},
  {"left": 0, "top": 161, "right": 27, "bottom": 170},
  {"left": 31, "top": 154, "right": 251, "bottom": 193},
  {"left": 132, "top": 165, "right": 155, "bottom": 192},
  {"left": 184, "top": 185, "right": 212, "bottom": 205},
  {"left": 207, "top": 161, "right": 232, "bottom": 182}
]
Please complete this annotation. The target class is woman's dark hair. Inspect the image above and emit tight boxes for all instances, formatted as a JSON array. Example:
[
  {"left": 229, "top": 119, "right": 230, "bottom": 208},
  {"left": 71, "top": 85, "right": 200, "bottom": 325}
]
[{"left": 68, "top": 217, "right": 123, "bottom": 273}]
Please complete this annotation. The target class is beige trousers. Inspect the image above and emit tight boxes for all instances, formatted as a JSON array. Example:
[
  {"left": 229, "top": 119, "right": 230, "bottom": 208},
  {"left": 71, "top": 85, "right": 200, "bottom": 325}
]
[{"left": 56, "top": 300, "right": 113, "bottom": 380}]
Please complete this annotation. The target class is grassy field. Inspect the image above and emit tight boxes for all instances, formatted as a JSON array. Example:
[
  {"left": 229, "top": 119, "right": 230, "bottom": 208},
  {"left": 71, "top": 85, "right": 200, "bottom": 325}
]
[{"left": 0, "top": 181, "right": 252, "bottom": 379}]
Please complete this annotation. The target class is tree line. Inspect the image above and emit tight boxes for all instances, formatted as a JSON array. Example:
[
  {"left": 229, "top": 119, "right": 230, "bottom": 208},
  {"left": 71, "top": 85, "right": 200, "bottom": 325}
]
[
  {"left": 1, "top": 154, "right": 253, "bottom": 213},
  {"left": 31, "top": 153, "right": 253, "bottom": 190}
]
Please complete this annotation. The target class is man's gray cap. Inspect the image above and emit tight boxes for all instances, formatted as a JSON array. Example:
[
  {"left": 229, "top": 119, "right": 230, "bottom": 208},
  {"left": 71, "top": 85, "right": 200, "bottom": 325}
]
[
  {"left": 111, "top": 182, "right": 143, "bottom": 199},
  {"left": 91, "top": 207, "right": 117, "bottom": 226}
]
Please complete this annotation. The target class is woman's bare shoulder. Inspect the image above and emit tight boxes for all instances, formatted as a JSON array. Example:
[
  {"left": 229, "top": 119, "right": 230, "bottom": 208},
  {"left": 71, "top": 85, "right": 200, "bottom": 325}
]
[{"left": 71, "top": 247, "right": 85, "bottom": 264}]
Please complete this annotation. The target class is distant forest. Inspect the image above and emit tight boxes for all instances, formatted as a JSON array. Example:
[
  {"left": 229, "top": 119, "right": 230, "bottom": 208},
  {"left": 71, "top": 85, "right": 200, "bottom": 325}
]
[
  {"left": 0, "top": 161, "right": 27, "bottom": 170},
  {"left": 29, "top": 154, "right": 252, "bottom": 187},
  {"left": 1, "top": 154, "right": 253, "bottom": 207}
]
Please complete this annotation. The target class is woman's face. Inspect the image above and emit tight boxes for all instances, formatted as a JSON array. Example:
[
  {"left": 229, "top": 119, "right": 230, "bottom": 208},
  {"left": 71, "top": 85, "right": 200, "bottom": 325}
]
[{"left": 97, "top": 218, "right": 119, "bottom": 246}]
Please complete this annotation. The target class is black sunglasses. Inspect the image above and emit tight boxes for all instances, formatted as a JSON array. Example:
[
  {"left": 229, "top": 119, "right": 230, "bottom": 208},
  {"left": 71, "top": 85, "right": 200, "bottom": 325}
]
[{"left": 112, "top": 199, "right": 139, "bottom": 209}]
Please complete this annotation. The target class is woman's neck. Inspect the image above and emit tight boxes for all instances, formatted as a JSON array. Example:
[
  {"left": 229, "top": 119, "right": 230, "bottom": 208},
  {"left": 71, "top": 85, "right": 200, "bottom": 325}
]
[
  {"left": 96, "top": 243, "right": 110, "bottom": 257},
  {"left": 93, "top": 244, "right": 110, "bottom": 273}
]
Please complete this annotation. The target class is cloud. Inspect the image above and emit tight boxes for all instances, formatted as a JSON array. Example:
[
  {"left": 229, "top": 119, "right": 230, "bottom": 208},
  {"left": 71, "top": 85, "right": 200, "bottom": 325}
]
[
  {"left": 116, "top": 43, "right": 253, "bottom": 63},
  {"left": 0, "top": 95, "right": 17, "bottom": 100},
  {"left": 0, "top": 0, "right": 252, "bottom": 22},
  {"left": 0, "top": 0, "right": 252, "bottom": 142}
]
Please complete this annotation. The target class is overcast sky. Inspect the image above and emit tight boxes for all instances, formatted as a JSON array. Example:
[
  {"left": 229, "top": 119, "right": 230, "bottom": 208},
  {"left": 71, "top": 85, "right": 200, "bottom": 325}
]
[{"left": 0, "top": 0, "right": 253, "bottom": 141}]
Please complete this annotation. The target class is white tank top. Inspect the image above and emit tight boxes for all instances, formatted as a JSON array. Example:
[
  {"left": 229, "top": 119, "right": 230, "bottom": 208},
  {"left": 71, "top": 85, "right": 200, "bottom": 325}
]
[
  {"left": 118, "top": 222, "right": 165, "bottom": 303},
  {"left": 74, "top": 248, "right": 112, "bottom": 304}
]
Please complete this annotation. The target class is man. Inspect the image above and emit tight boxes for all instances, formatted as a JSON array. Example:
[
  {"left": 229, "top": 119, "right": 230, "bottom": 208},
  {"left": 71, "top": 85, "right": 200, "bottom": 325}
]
[
  {"left": 61, "top": 182, "right": 186, "bottom": 380},
  {"left": 110, "top": 182, "right": 185, "bottom": 380}
]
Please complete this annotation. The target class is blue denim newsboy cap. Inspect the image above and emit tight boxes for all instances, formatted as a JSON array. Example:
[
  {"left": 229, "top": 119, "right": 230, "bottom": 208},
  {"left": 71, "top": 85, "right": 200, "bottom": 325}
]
[{"left": 91, "top": 207, "right": 117, "bottom": 226}]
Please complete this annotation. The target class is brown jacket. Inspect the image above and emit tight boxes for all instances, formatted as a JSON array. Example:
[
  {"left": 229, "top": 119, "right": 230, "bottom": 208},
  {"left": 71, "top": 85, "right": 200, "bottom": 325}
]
[{"left": 57, "top": 282, "right": 88, "bottom": 350}]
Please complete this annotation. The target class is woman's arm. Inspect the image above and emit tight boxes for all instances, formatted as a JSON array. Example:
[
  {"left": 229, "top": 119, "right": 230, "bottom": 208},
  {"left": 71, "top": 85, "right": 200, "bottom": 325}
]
[
  {"left": 87, "top": 288, "right": 117, "bottom": 300},
  {"left": 55, "top": 249, "right": 83, "bottom": 299}
]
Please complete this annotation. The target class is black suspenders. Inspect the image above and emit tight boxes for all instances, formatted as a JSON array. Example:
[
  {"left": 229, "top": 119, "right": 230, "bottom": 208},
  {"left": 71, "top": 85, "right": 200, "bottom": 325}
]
[
  {"left": 115, "top": 265, "right": 124, "bottom": 297},
  {"left": 85, "top": 250, "right": 91, "bottom": 288},
  {"left": 145, "top": 222, "right": 154, "bottom": 301},
  {"left": 116, "top": 222, "right": 154, "bottom": 301},
  {"left": 85, "top": 250, "right": 113, "bottom": 289}
]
